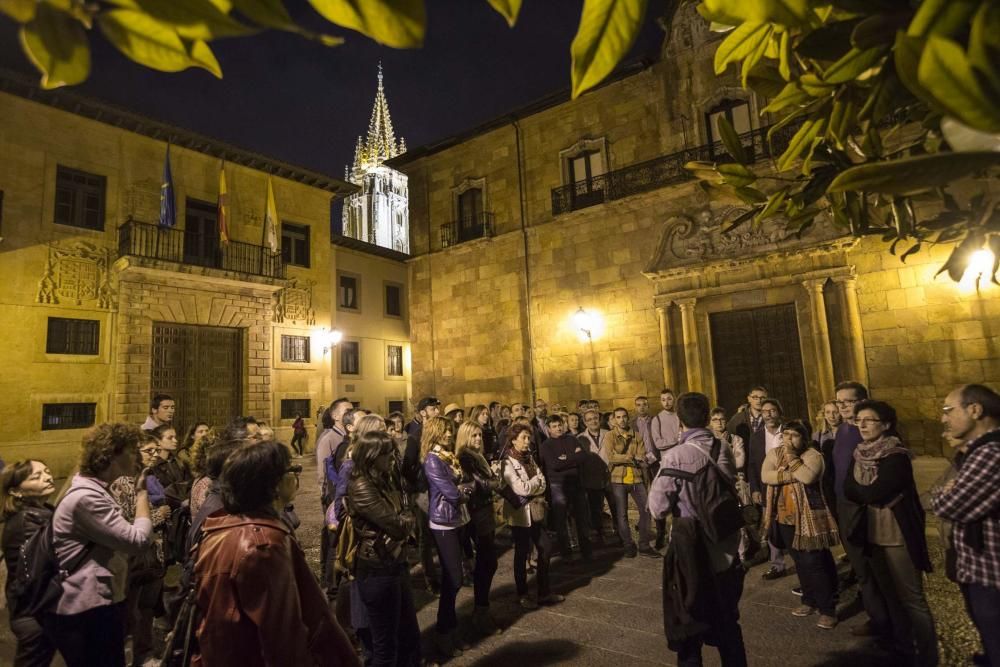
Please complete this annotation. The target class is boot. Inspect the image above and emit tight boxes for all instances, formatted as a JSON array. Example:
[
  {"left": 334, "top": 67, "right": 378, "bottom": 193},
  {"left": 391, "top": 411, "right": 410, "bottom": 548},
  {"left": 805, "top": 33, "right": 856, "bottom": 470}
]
[
  {"left": 472, "top": 605, "right": 501, "bottom": 636},
  {"left": 431, "top": 631, "right": 462, "bottom": 658}
]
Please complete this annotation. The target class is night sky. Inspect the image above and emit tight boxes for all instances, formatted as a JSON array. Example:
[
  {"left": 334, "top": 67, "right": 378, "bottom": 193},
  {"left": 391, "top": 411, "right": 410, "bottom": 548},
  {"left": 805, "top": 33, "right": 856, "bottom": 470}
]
[{"left": 0, "top": 2, "right": 665, "bottom": 179}]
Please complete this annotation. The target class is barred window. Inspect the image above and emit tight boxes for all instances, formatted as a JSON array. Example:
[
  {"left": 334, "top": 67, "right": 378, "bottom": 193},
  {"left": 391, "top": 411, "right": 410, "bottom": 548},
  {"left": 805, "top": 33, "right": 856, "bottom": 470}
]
[
  {"left": 386, "top": 345, "right": 403, "bottom": 377},
  {"left": 42, "top": 403, "right": 96, "bottom": 431},
  {"left": 281, "top": 335, "right": 310, "bottom": 363},
  {"left": 46, "top": 318, "right": 100, "bottom": 355},
  {"left": 280, "top": 398, "right": 310, "bottom": 419}
]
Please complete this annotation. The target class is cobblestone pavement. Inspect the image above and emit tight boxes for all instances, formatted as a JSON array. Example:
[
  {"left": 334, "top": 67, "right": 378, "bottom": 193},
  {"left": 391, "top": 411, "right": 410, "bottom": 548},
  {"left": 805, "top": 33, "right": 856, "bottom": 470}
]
[{"left": 0, "top": 456, "right": 980, "bottom": 666}]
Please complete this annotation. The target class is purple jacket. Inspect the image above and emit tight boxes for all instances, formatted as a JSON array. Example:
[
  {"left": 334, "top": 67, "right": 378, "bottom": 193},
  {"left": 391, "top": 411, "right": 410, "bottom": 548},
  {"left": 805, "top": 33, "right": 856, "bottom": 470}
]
[{"left": 424, "top": 453, "right": 468, "bottom": 528}]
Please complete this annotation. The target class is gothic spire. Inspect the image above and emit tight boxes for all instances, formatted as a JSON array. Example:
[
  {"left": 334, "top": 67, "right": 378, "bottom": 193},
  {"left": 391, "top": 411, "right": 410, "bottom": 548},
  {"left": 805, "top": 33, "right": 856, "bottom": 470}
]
[{"left": 351, "top": 62, "right": 404, "bottom": 179}]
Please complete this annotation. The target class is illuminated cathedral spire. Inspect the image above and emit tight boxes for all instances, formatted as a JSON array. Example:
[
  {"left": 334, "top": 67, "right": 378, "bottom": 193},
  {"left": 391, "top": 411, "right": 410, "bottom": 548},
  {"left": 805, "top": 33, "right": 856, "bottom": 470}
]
[{"left": 343, "top": 64, "right": 410, "bottom": 253}]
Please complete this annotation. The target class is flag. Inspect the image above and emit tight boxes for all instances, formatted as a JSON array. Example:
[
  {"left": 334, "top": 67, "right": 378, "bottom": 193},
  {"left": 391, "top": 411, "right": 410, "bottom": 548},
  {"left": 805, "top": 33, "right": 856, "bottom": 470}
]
[
  {"left": 158, "top": 145, "right": 175, "bottom": 228},
  {"left": 217, "top": 162, "right": 230, "bottom": 244},
  {"left": 264, "top": 176, "right": 280, "bottom": 253}
]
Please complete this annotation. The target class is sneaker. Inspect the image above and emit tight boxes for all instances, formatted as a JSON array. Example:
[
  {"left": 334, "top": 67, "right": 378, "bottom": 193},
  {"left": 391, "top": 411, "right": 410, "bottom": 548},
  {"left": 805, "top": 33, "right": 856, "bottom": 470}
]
[
  {"left": 792, "top": 605, "right": 817, "bottom": 617},
  {"left": 791, "top": 587, "right": 803, "bottom": 596},
  {"left": 538, "top": 593, "right": 565, "bottom": 605},
  {"left": 637, "top": 546, "right": 660, "bottom": 559},
  {"left": 761, "top": 566, "right": 786, "bottom": 580},
  {"left": 816, "top": 615, "right": 838, "bottom": 630},
  {"left": 519, "top": 595, "right": 538, "bottom": 610}
]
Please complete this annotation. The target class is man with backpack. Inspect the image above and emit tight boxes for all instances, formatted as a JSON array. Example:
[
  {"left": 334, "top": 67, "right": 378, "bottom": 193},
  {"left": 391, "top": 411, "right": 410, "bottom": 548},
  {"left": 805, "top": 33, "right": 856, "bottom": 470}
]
[{"left": 649, "top": 392, "right": 748, "bottom": 667}]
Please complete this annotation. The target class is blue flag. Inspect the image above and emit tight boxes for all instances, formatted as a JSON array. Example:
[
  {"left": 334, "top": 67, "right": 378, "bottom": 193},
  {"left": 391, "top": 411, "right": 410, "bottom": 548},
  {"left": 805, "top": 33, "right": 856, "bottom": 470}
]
[{"left": 159, "top": 145, "right": 176, "bottom": 227}]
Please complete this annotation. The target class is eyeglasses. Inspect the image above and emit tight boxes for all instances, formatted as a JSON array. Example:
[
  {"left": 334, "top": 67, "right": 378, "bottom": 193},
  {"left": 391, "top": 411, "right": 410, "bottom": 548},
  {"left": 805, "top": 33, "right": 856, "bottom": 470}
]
[
  {"left": 856, "top": 418, "right": 883, "bottom": 426},
  {"left": 139, "top": 447, "right": 160, "bottom": 456}
]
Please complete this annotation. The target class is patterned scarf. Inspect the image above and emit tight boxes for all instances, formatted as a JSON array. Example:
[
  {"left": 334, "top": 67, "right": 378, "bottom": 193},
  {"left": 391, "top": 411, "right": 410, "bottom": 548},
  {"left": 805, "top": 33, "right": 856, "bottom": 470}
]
[
  {"left": 508, "top": 446, "right": 539, "bottom": 478},
  {"left": 762, "top": 447, "right": 840, "bottom": 551},
  {"left": 853, "top": 435, "right": 911, "bottom": 484},
  {"left": 431, "top": 445, "right": 463, "bottom": 480}
]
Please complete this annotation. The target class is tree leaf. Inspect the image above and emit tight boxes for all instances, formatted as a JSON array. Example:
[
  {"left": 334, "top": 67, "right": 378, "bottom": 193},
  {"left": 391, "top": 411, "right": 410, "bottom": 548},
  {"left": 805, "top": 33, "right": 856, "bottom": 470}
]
[
  {"left": 0, "top": 0, "right": 36, "bottom": 22},
  {"left": 718, "top": 163, "right": 757, "bottom": 187},
  {"left": 98, "top": 9, "right": 195, "bottom": 73},
  {"left": 230, "top": 0, "right": 293, "bottom": 29},
  {"left": 907, "top": 0, "right": 979, "bottom": 39},
  {"left": 189, "top": 39, "right": 222, "bottom": 77},
  {"left": 735, "top": 186, "right": 768, "bottom": 203},
  {"left": 758, "top": 189, "right": 788, "bottom": 220},
  {"left": 778, "top": 30, "right": 791, "bottom": 80},
  {"left": 850, "top": 12, "right": 908, "bottom": 49},
  {"left": 828, "top": 151, "right": 1000, "bottom": 194},
  {"left": 893, "top": 32, "right": 948, "bottom": 115},
  {"left": 307, "top": 0, "right": 425, "bottom": 48},
  {"left": 698, "top": 0, "right": 812, "bottom": 27},
  {"left": 918, "top": 35, "right": 1000, "bottom": 133},
  {"left": 794, "top": 18, "right": 859, "bottom": 61},
  {"left": 19, "top": 3, "right": 90, "bottom": 89},
  {"left": 127, "top": 0, "right": 255, "bottom": 40},
  {"left": 741, "top": 28, "right": 773, "bottom": 86},
  {"left": 762, "top": 82, "right": 811, "bottom": 113},
  {"left": 823, "top": 46, "right": 886, "bottom": 84},
  {"left": 487, "top": 0, "right": 521, "bottom": 27},
  {"left": 717, "top": 115, "right": 749, "bottom": 164},
  {"left": 721, "top": 205, "right": 761, "bottom": 233},
  {"left": 745, "top": 62, "right": 787, "bottom": 97},
  {"left": 968, "top": 2, "right": 1000, "bottom": 96},
  {"left": 570, "top": 0, "right": 647, "bottom": 98},
  {"left": 714, "top": 21, "right": 770, "bottom": 75},
  {"left": 776, "top": 118, "right": 825, "bottom": 172}
]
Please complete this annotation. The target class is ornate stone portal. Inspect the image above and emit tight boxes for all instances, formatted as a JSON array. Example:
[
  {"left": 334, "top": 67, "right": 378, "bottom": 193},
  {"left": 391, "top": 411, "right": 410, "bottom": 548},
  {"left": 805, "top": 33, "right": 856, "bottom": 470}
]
[{"left": 37, "top": 241, "right": 116, "bottom": 309}]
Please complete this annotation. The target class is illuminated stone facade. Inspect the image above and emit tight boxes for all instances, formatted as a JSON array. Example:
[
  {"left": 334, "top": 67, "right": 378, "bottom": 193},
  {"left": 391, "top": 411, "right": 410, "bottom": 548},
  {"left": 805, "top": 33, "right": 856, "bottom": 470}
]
[{"left": 392, "top": 5, "right": 999, "bottom": 455}]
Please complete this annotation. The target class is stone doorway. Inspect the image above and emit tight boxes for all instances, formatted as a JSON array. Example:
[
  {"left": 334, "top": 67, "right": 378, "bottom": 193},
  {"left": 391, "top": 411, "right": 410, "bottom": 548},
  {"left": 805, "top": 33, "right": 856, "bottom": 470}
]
[
  {"left": 151, "top": 322, "right": 243, "bottom": 434},
  {"left": 709, "top": 303, "right": 809, "bottom": 421}
]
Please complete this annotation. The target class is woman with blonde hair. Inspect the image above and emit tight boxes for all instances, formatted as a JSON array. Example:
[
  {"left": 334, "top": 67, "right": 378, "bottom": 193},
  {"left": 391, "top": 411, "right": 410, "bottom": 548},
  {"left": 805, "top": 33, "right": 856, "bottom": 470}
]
[
  {"left": 455, "top": 421, "right": 502, "bottom": 635},
  {"left": 467, "top": 404, "right": 498, "bottom": 460},
  {"left": 422, "top": 417, "right": 472, "bottom": 658}
]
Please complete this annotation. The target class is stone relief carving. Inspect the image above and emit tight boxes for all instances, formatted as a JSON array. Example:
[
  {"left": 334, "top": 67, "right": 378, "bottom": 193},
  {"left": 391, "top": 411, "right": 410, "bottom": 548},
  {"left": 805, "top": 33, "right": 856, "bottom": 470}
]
[
  {"left": 37, "top": 241, "right": 116, "bottom": 309},
  {"left": 273, "top": 278, "right": 316, "bottom": 325}
]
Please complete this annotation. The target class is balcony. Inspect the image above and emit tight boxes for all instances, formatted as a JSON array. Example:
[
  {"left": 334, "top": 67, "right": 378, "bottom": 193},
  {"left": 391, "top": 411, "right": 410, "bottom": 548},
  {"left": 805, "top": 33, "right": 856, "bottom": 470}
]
[
  {"left": 118, "top": 218, "right": 285, "bottom": 279},
  {"left": 551, "top": 123, "right": 799, "bottom": 215},
  {"left": 440, "top": 212, "right": 495, "bottom": 248}
]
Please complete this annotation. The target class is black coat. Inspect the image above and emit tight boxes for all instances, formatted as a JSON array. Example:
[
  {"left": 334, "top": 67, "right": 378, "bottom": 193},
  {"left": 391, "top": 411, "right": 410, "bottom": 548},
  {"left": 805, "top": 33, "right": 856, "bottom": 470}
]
[
  {"left": 843, "top": 453, "right": 932, "bottom": 573},
  {"left": 2, "top": 503, "right": 53, "bottom": 608},
  {"left": 746, "top": 428, "right": 770, "bottom": 497},
  {"left": 662, "top": 517, "right": 715, "bottom": 645}
]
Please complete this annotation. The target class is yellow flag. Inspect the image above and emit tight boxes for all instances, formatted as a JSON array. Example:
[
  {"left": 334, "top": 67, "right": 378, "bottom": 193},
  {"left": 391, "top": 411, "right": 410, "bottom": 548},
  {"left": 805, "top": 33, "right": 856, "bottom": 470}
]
[
  {"left": 217, "top": 164, "right": 230, "bottom": 244},
  {"left": 264, "top": 176, "right": 279, "bottom": 253}
]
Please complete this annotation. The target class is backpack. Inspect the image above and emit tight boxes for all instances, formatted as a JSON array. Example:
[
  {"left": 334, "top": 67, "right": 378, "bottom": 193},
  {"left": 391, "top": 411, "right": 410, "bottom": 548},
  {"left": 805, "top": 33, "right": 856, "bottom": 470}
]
[
  {"left": 160, "top": 521, "right": 206, "bottom": 667},
  {"left": 11, "top": 487, "right": 93, "bottom": 619},
  {"left": 165, "top": 503, "right": 192, "bottom": 566},
  {"left": 658, "top": 438, "right": 746, "bottom": 544}
]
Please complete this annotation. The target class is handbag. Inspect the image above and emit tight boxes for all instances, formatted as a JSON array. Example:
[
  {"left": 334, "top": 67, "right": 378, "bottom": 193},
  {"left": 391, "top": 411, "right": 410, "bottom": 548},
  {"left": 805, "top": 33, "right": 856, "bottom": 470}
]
[{"left": 528, "top": 497, "right": 548, "bottom": 523}]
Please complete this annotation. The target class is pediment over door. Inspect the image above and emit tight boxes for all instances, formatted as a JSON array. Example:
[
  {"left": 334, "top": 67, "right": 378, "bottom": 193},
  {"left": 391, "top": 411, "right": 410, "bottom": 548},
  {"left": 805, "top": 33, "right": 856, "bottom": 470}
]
[{"left": 643, "top": 204, "right": 849, "bottom": 276}]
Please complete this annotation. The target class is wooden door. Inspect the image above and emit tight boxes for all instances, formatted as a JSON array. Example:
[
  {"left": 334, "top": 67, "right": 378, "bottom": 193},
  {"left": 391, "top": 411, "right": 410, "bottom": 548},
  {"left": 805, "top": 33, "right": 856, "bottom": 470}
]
[
  {"left": 152, "top": 323, "right": 242, "bottom": 434},
  {"left": 709, "top": 303, "right": 809, "bottom": 421},
  {"left": 183, "top": 199, "right": 220, "bottom": 269}
]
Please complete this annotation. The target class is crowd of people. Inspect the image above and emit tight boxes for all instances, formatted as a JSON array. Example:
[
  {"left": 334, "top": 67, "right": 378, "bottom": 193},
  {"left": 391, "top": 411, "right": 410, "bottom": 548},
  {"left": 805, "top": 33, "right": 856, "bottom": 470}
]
[{"left": 0, "top": 380, "right": 996, "bottom": 667}]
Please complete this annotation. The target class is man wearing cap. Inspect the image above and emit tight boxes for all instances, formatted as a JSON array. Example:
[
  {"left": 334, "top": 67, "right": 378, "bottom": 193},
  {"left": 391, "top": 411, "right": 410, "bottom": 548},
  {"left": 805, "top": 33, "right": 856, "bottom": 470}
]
[{"left": 406, "top": 396, "right": 440, "bottom": 443}]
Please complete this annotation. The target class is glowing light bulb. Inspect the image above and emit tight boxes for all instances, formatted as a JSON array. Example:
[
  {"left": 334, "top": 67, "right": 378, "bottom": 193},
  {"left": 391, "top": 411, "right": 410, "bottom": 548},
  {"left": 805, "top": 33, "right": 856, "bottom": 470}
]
[
  {"left": 573, "top": 308, "right": 593, "bottom": 338},
  {"left": 959, "top": 249, "right": 996, "bottom": 292}
]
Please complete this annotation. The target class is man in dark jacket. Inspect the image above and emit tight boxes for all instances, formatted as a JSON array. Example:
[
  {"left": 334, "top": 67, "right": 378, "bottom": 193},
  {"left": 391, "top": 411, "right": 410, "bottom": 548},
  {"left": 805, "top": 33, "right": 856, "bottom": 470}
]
[{"left": 540, "top": 414, "right": 592, "bottom": 560}]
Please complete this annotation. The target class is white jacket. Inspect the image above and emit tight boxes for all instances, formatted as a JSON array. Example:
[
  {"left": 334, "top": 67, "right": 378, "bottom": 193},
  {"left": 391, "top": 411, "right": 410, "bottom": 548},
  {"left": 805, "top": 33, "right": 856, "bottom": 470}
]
[{"left": 501, "top": 455, "right": 546, "bottom": 528}]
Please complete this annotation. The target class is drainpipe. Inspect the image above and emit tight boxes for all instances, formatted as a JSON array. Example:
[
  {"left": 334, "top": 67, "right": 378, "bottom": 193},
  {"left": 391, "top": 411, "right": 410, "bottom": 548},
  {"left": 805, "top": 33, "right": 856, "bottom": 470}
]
[{"left": 512, "top": 117, "right": 537, "bottom": 404}]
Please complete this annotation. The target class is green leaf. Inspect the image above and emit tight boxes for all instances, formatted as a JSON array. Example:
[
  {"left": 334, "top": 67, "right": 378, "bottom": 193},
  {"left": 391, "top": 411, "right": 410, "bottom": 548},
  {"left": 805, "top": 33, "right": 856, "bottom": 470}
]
[
  {"left": 851, "top": 13, "right": 908, "bottom": 49},
  {"left": 969, "top": 3, "right": 1000, "bottom": 95},
  {"left": 758, "top": 189, "right": 788, "bottom": 220},
  {"left": 718, "top": 115, "right": 749, "bottom": 165},
  {"left": 778, "top": 30, "right": 791, "bottom": 80},
  {"left": 823, "top": 46, "right": 886, "bottom": 84},
  {"left": 918, "top": 35, "right": 1000, "bottom": 133},
  {"left": 98, "top": 9, "right": 195, "bottom": 73},
  {"left": 776, "top": 118, "right": 825, "bottom": 172},
  {"left": 570, "top": 0, "right": 647, "bottom": 98},
  {"left": 189, "top": 39, "right": 222, "bottom": 77},
  {"left": 230, "top": 0, "right": 293, "bottom": 29},
  {"left": 828, "top": 151, "right": 1000, "bottom": 194},
  {"left": 714, "top": 21, "right": 770, "bottom": 74},
  {"left": 745, "top": 62, "right": 787, "bottom": 97},
  {"left": 123, "top": 0, "right": 255, "bottom": 40},
  {"left": 826, "top": 98, "right": 856, "bottom": 149},
  {"left": 718, "top": 163, "right": 757, "bottom": 187},
  {"left": 698, "top": 0, "right": 812, "bottom": 27},
  {"left": 763, "top": 82, "right": 811, "bottom": 113},
  {"left": 308, "top": 0, "right": 425, "bottom": 48},
  {"left": 907, "top": 0, "right": 979, "bottom": 39},
  {"left": 19, "top": 3, "right": 90, "bottom": 89},
  {"left": 893, "top": 32, "right": 948, "bottom": 114},
  {"left": 741, "top": 29, "right": 773, "bottom": 86},
  {"left": 0, "top": 0, "right": 36, "bottom": 22},
  {"left": 735, "top": 186, "right": 768, "bottom": 203},
  {"left": 794, "top": 18, "right": 859, "bottom": 61},
  {"left": 799, "top": 73, "right": 835, "bottom": 97},
  {"left": 722, "top": 205, "right": 761, "bottom": 233},
  {"left": 487, "top": 0, "right": 521, "bottom": 27},
  {"left": 858, "top": 63, "right": 908, "bottom": 123}
]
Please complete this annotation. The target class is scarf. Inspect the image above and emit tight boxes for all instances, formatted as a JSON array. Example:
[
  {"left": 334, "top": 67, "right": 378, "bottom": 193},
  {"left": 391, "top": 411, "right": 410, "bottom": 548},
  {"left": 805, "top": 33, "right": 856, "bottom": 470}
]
[
  {"left": 430, "top": 444, "right": 463, "bottom": 480},
  {"left": 762, "top": 447, "right": 840, "bottom": 551},
  {"left": 853, "top": 435, "right": 911, "bottom": 484},
  {"left": 508, "top": 446, "right": 539, "bottom": 478}
]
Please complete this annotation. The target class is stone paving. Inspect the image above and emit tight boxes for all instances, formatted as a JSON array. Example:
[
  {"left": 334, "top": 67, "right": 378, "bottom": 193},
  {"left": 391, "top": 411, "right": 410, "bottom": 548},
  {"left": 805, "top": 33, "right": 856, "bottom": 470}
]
[{"left": 0, "top": 455, "right": 979, "bottom": 666}]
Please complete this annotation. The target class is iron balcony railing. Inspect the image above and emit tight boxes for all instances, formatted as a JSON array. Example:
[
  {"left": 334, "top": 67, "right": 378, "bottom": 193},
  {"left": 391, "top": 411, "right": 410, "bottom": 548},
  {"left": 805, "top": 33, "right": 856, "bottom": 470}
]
[
  {"left": 440, "top": 212, "right": 495, "bottom": 248},
  {"left": 551, "top": 123, "right": 800, "bottom": 215},
  {"left": 118, "top": 218, "right": 285, "bottom": 279}
]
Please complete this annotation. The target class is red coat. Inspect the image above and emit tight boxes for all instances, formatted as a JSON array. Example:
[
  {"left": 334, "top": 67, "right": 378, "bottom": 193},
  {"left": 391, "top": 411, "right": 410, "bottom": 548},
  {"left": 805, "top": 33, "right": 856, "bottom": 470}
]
[{"left": 193, "top": 513, "right": 358, "bottom": 667}]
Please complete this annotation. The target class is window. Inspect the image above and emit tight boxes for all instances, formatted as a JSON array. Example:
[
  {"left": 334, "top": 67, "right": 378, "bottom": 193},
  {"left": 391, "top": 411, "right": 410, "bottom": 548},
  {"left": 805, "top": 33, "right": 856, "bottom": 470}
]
[
  {"left": 386, "top": 345, "right": 403, "bottom": 377},
  {"left": 385, "top": 283, "right": 402, "bottom": 317},
  {"left": 340, "top": 341, "right": 360, "bottom": 375},
  {"left": 338, "top": 273, "right": 359, "bottom": 310},
  {"left": 388, "top": 400, "right": 404, "bottom": 414},
  {"left": 42, "top": 403, "right": 96, "bottom": 430},
  {"left": 54, "top": 166, "right": 106, "bottom": 231},
  {"left": 281, "top": 223, "right": 310, "bottom": 268},
  {"left": 281, "top": 335, "right": 310, "bottom": 363},
  {"left": 280, "top": 398, "right": 311, "bottom": 419},
  {"left": 457, "top": 188, "right": 483, "bottom": 225},
  {"left": 706, "top": 99, "right": 752, "bottom": 153},
  {"left": 46, "top": 317, "right": 100, "bottom": 355},
  {"left": 568, "top": 151, "right": 605, "bottom": 184}
]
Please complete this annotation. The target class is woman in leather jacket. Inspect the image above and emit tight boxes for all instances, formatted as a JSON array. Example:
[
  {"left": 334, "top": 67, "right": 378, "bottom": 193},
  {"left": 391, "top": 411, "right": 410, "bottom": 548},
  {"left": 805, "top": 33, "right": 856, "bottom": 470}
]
[
  {"left": 1, "top": 459, "right": 58, "bottom": 667},
  {"left": 421, "top": 416, "right": 473, "bottom": 658},
  {"left": 455, "top": 420, "right": 502, "bottom": 636},
  {"left": 348, "top": 431, "right": 420, "bottom": 667}
]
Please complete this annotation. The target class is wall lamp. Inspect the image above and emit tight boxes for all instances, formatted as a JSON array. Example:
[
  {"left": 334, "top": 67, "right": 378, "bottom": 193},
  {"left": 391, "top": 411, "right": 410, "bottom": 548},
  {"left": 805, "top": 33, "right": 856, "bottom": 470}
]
[
  {"left": 324, "top": 328, "right": 343, "bottom": 355},
  {"left": 574, "top": 307, "right": 594, "bottom": 340}
]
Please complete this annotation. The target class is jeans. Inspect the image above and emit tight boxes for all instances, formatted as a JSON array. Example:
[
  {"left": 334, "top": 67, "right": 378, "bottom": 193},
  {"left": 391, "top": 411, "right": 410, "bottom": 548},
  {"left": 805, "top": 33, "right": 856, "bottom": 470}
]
[
  {"left": 10, "top": 615, "right": 57, "bottom": 667},
  {"left": 549, "top": 480, "right": 592, "bottom": 557},
  {"left": 431, "top": 527, "right": 464, "bottom": 633},
  {"left": 777, "top": 523, "right": 837, "bottom": 615},
  {"left": 837, "top": 499, "right": 891, "bottom": 633},
  {"left": 673, "top": 564, "right": 748, "bottom": 667},
  {"left": 611, "top": 482, "right": 650, "bottom": 549},
  {"left": 512, "top": 523, "right": 553, "bottom": 597},
  {"left": 463, "top": 525, "right": 498, "bottom": 607},
  {"left": 961, "top": 582, "right": 1000, "bottom": 667},
  {"left": 868, "top": 545, "right": 939, "bottom": 666},
  {"left": 43, "top": 602, "right": 127, "bottom": 667},
  {"left": 586, "top": 487, "right": 617, "bottom": 538},
  {"left": 354, "top": 565, "right": 421, "bottom": 667},
  {"left": 290, "top": 431, "right": 306, "bottom": 455},
  {"left": 125, "top": 576, "right": 163, "bottom": 664}
]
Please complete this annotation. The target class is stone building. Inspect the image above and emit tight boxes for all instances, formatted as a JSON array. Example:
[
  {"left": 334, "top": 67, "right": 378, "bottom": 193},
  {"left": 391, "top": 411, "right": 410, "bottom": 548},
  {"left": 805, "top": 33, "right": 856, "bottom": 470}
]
[
  {"left": 342, "top": 65, "right": 410, "bottom": 254},
  {"left": 390, "top": 5, "right": 999, "bottom": 455},
  {"left": 0, "top": 71, "right": 410, "bottom": 473}
]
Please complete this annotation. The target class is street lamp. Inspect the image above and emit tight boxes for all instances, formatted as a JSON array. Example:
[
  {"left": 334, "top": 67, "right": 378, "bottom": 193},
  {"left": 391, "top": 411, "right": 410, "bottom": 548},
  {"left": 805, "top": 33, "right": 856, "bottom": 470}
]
[
  {"left": 960, "top": 248, "right": 997, "bottom": 293},
  {"left": 324, "top": 328, "right": 343, "bottom": 354},
  {"left": 574, "top": 307, "right": 594, "bottom": 340}
]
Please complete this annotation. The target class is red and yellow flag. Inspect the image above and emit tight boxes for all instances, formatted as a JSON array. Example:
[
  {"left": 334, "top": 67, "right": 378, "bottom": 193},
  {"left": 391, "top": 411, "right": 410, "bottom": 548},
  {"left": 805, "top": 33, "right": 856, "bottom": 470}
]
[{"left": 217, "top": 163, "right": 230, "bottom": 244}]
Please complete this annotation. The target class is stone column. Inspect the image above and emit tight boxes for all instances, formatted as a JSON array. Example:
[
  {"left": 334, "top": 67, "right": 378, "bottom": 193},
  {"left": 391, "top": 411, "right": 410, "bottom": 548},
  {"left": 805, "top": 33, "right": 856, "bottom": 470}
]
[
  {"left": 656, "top": 305, "right": 674, "bottom": 390},
  {"left": 802, "top": 279, "right": 836, "bottom": 399},
  {"left": 833, "top": 276, "right": 868, "bottom": 385},
  {"left": 676, "top": 297, "right": 702, "bottom": 393}
]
